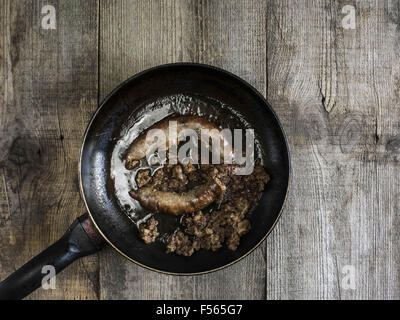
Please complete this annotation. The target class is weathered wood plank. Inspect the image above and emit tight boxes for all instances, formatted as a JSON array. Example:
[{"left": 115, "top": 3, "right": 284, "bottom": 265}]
[
  {"left": 0, "top": 0, "right": 99, "bottom": 299},
  {"left": 99, "top": 0, "right": 267, "bottom": 299},
  {"left": 2, "top": 0, "right": 398, "bottom": 300},
  {"left": 265, "top": 0, "right": 400, "bottom": 299}
]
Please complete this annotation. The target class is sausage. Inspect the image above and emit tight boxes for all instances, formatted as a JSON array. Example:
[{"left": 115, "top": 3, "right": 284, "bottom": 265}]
[
  {"left": 125, "top": 115, "right": 233, "bottom": 169},
  {"left": 129, "top": 178, "right": 222, "bottom": 215}
]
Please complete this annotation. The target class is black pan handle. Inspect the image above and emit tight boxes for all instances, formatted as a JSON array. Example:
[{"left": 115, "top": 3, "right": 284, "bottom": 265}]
[{"left": 0, "top": 213, "right": 105, "bottom": 300}]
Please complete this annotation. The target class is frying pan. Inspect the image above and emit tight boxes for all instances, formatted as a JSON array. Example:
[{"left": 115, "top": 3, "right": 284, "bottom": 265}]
[{"left": 0, "top": 63, "right": 290, "bottom": 300}]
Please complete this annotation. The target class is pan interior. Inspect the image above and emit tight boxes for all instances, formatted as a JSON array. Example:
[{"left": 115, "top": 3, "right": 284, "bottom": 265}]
[
  {"left": 110, "top": 93, "right": 265, "bottom": 243},
  {"left": 80, "top": 64, "right": 290, "bottom": 274}
]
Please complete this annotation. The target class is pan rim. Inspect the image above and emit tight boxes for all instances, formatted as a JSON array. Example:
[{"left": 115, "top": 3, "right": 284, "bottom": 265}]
[{"left": 78, "top": 62, "right": 291, "bottom": 276}]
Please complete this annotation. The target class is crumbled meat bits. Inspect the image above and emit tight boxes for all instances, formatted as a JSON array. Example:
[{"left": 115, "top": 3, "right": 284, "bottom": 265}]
[
  {"left": 139, "top": 216, "right": 159, "bottom": 244},
  {"left": 166, "top": 230, "right": 195, "bottom": 256},
  {"left": 135, "top": 169, "right": 152, "bottom": 188},
  {"left": 131, "top": 154, "right": 270, "bottom": 255},
  {"left": 163, "top": 164, "right": 270, "bottom": 256}
]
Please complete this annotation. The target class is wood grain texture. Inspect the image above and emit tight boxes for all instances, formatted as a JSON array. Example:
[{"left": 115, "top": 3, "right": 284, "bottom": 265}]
[
  {"left": 0, "top": 0, "right": 99, "bottom": 299},
  {"left": 99, "top": 0, "right": 267, "bottom": 300},
  {"left": 265, "top": 0, "right": 400, "bottom": 299},
  {"left": 1, "top": 0, "right": 399, "bottom": 300}
]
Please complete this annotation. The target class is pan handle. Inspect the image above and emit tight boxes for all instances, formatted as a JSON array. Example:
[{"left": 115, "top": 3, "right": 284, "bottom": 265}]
[{"left": 0, "top": 213, "right": 105, "bottom": 300}]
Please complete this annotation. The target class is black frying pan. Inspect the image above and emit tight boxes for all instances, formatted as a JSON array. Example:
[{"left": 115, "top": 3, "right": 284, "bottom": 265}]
[{"left": 0, "top": 63, "right": 290, "bottom": 300}]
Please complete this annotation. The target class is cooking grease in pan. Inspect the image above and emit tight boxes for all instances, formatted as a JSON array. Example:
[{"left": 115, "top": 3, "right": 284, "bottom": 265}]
[{"left": 110, "top": 93, "right": 265, "bottom": 249}]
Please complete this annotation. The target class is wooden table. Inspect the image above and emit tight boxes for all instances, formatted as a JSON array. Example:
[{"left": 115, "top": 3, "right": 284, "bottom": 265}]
[{"left": 0, "top": 0, "right": 399, "bottom": 300}]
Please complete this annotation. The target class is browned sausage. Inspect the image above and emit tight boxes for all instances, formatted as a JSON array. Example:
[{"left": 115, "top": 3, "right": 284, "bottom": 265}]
[
  {"left": 129, "top": 178, "right": 222, "bottom": 215},
  {"left": 125, "top": 115, "right": 233, "bottom": 169}
]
